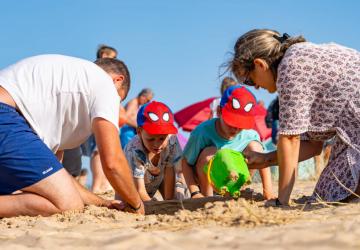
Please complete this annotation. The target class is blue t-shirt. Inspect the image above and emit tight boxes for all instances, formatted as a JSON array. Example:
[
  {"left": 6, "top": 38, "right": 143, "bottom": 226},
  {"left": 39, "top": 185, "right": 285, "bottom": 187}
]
[{"left": 183, "top": 119, "right": 261, "bottom": 166}]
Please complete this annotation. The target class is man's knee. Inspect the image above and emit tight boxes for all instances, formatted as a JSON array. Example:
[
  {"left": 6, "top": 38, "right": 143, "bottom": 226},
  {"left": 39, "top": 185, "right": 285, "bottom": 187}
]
[
  {"left": 56, "top": 197, "right": 84, "bottom": 212},
  {"left": 24, "top": 169, "right": 85, "bottom": 212}
]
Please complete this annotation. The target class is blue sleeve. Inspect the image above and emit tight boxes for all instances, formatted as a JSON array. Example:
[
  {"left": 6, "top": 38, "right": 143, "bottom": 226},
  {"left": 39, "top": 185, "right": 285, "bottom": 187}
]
[
  {"left": 242, "top": 129, "right": 264, "bottom": 150},
  {"left": 182, "top": 130, "right": 208, "bottom": 166}
]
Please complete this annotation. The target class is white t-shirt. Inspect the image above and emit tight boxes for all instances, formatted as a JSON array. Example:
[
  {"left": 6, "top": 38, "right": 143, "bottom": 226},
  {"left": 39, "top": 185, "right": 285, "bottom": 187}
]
[
  {"left": 210, "top": 97, "right": 220, "bottom": 118},
  {"left": 0, "top": 54, "right": 120, "bottom": 152}
]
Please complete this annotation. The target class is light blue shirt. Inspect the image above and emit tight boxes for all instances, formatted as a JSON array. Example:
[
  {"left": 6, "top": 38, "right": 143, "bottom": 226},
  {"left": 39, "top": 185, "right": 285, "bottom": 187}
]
[{"left": 183, "top": 119, "right": 261, "bottom": 166}]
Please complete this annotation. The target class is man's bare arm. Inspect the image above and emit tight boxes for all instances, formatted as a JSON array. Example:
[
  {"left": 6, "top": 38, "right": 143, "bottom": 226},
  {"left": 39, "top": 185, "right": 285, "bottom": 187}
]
[{"left": 92, "top": 118, "right": 144, "bottom": 214}]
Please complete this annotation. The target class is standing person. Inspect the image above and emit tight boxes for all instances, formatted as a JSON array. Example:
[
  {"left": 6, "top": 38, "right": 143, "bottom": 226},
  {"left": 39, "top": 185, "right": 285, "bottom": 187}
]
[
  {"left": 265, "top": 96, "right": 279, "bottom": 145},
  {"left": 63, "top": 44, "right": 119, "bottom": 187},
  {"left": 182, "top": 86, "right": 275, "bottom": 199},
  {"left": 229, "top": 28, "right": 360, "bottom": 205},
  {"left": 0, "top": 54, "right": 144, "bottom": 217},
  {"left": 124, "top": 101, "right": 185, "bottom": 201},
  {"left": 210, "top": 76, "right": 239, "bottom": 119},
  {"left": 96, "top": 44, "right": 118, "bottom": 59},
  {"left": 120, "top": 88, "right": 154, "bottom": 148},
  {"left": 88, "top": 44, "right": 120, "bottom": 193}
]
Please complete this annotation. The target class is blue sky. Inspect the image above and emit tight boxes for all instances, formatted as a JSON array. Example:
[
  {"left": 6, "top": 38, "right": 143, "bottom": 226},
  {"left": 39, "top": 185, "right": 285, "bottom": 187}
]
[{"left": 0, "top": 0, "right": 359, "bottom": 112}]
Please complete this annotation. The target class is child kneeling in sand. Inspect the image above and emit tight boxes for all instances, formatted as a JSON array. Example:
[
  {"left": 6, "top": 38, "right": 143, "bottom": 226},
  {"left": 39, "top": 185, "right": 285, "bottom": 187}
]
[
  {"left": 123, "top": 101, "right": 186, "bottom": 201},
  {"left": 182, "top": 86, "right": 275, "bottom": 199}
]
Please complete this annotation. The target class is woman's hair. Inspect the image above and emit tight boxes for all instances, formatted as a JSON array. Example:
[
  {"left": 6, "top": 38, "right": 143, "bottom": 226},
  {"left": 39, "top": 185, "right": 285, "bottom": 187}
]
[
  {"left": 96, "top": 44, "right": 118, "bottom": 59},
  {"left": 220, "top": 76, "right": 237, "bottom": 95},
  {"left": 229, "top": 29, "right": 306, "bottom": 80}
]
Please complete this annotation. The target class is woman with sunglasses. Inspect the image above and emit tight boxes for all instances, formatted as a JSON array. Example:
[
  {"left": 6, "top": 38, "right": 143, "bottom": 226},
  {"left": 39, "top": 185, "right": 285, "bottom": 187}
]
[{"left": 228, "top": 29, "right": 360, "bottom": 205}]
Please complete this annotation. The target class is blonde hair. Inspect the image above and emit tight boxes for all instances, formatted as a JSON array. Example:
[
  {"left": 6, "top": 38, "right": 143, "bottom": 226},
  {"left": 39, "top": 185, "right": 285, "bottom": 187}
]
[
  {"left": 220, "top": 77, "right": 237, "bottom": 95},
  {"left": 229, "top": 29, "right": 306, "bottom": 80}
]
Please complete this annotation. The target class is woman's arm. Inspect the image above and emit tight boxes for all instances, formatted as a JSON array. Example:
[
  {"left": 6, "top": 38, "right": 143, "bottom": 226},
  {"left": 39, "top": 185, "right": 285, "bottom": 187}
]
[
  {"left": 277, "top": 134, "right": 301, "bottom": 204},
  {"left": 243, "top": 141, "right": 275, "bottom": 200},
  {"left": 245, "top": 139, "right": 324, "bottom": 168}
]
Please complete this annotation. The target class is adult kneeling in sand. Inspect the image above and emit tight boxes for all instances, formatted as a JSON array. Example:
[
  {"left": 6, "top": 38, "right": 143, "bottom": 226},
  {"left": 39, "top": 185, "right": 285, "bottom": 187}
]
[
  {"left": 229, "top": 29, "right": 360, "bottom": 205},
  {"left": 0, "top": 55, "right": 144, "bottom": 217}
]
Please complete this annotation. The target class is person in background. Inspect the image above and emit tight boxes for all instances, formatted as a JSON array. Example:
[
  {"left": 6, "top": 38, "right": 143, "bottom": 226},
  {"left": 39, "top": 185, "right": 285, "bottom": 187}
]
[
  {"left": 96, "top": 44, "right": 118, "bottom": 59},
  {"left": 87, "top": 44, "right": 121, "bottom": 193},
  {"left": 265, "top": 96, "right": 279, "bottom": 145},
  {"left": 210, "top": 77, "right": 239, "bottom": 119},
  {"left": 63, "top": 44, "right": 119, "bottom": 189},
  {"left": 120, "top": 88, "right": 154, "bottom": 148}
]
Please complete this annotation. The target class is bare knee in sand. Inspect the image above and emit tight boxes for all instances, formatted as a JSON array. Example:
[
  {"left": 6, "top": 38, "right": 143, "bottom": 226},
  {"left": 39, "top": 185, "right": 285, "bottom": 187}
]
[{"left": 0, "top": 169, "right": 84, "bottom": 217}]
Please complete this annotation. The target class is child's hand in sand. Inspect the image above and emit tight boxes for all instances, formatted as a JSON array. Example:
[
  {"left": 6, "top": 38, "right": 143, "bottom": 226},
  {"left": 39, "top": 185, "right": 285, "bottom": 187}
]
[
  {"left": 192, "top": 192, "right": 204, "bottom": 199},
  {"left": 106, "top": 200, "right": 126, "bottom": 210}
]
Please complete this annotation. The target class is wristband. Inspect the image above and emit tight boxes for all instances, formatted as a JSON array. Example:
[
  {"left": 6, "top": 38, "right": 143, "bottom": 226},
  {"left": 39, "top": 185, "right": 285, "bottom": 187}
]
[
  {"left": 127, "top": 202, "right": 142, "bottom": 211},
  {"left": 191, "top": 191, "right": 201, "bottom": 197}
]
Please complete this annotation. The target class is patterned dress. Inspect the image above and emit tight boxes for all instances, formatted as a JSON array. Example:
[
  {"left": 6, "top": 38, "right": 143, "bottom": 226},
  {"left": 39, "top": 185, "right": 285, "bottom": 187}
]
[{"left": 277, "top": 42, "right": 360, "bottom": 202}]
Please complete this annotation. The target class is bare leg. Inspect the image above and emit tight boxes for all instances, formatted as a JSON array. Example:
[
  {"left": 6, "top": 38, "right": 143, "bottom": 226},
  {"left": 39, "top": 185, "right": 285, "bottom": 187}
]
[
  {"left": 91, "top": 151, "right": 112, "bottom": 193},
  {"left": 314, "top": 150, "right": 325, "bottom": 178},
  {"left": 0, "top": 169, "right": 84, "bottom": 217},
  {"left": 77, "top": 169, "right": 88, "bottom": 187},
  {"left": 244, "top": 141, "right": 275, "bottom": 200},
  {"left": 323, "top": 145, "right": 332, "bottom": 166},
  {"left": 195, "top": 147, "right": 217, "bottom": 196}
]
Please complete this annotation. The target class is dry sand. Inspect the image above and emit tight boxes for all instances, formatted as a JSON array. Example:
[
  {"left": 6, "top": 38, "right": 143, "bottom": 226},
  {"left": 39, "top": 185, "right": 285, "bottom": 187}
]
[{"left": 1, "top": 181, "right": 360, "bottom": 250}]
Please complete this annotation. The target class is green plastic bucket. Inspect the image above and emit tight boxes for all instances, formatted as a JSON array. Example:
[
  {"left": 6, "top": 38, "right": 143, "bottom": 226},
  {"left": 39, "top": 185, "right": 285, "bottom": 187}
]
[{"left": 204, "top": 148, "right": 251, "bottom": 198}]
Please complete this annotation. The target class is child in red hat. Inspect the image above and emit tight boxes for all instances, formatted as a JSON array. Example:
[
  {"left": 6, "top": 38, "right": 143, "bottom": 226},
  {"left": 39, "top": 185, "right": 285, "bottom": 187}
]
[
  {"left": 182, "top": 86, "right": 275, "bottom": 199},
  {"left": 123, "top": 101, "right": 186, "bottom": 201}
]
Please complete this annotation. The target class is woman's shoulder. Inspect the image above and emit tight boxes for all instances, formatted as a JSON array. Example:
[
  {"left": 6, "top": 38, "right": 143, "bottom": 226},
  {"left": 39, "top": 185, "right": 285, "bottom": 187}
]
[{"left": 283, "top": 42, "right": 358, "bottom": 62}]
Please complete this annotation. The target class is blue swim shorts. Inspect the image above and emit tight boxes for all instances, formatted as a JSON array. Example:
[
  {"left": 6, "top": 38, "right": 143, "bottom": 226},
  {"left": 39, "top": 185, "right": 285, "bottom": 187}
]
[{"left": 0, "top": 102, "right": 63, "bottom": 194}]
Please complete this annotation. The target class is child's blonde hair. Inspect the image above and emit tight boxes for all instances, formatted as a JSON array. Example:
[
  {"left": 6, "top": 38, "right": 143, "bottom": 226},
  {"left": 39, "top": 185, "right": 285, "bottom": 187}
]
[
  {"left": 229, "top": 29, "right": 306, "bottom": 80},
  {"left": 220, "top": 77, "right": 237, "bottom": 95}
]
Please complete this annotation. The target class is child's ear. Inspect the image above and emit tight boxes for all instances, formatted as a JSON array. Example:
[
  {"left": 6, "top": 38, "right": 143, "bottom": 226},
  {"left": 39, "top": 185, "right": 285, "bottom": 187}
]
[{"left": 136, "top": 127, "right": 142, "bottom": 135}]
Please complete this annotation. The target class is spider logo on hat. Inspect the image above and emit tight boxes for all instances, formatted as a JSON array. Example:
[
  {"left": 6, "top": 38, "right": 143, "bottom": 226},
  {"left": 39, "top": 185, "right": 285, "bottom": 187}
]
[{"left": 137, "top": 101, "right": 178, "bottom": 135}]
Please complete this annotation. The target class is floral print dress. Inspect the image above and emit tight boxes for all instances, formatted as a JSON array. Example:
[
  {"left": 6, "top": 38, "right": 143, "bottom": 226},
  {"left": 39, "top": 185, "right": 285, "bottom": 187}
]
[{"left": 277, "top": 42, "right": 360, "bottom": 201}]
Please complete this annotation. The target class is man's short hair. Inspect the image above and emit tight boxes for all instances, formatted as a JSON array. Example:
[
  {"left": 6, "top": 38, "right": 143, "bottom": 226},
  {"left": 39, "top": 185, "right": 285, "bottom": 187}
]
[{"left": 94, "top": 58, "right": 131, "bottom": 99}]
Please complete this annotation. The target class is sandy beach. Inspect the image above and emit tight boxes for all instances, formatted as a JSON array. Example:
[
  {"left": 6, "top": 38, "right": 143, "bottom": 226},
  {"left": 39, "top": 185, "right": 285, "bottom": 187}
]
[{"left": 1, "top": 181, "right": 359, "bottom": 250}]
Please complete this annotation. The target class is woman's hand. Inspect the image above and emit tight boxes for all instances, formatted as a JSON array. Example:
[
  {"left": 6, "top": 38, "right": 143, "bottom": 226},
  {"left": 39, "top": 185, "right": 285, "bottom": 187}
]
[{"left": 243, "top": 151, "right": 267, "bottom": 169}]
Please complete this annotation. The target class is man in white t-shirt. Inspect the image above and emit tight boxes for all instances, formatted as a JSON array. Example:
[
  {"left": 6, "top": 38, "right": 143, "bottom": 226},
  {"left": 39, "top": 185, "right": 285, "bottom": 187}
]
[{"left": 0, "top": 54, "right": 144, "bottom": 217}]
